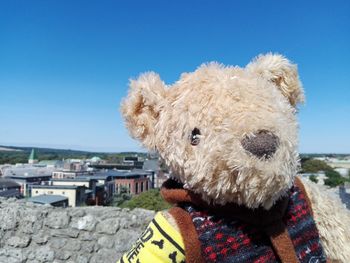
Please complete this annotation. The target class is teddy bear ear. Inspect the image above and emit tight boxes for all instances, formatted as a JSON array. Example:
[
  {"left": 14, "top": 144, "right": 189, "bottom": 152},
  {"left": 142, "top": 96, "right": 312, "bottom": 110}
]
[
  {"left": 246, "top": 53, "right": 305, "bottom": 107},
  {"left": 120, "top": 72, "right": 167, "bottom": 149}
]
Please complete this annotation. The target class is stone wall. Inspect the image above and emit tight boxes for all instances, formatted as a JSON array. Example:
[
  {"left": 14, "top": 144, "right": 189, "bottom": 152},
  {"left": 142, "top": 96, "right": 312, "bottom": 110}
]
[{"left": 0, "top": 197, "right": 155, "bottom": 263}]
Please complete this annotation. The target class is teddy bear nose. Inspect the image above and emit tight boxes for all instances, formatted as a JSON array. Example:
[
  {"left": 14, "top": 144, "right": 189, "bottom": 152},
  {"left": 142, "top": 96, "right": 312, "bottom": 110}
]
[{"left": 241, "top": 130, "right": 279, "bottom": 159}]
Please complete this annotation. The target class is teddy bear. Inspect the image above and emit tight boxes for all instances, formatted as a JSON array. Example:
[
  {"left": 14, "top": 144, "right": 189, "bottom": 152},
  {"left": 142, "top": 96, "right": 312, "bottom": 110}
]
[{"left": 117, "top": 54, "right": 350, "bottom": 263}]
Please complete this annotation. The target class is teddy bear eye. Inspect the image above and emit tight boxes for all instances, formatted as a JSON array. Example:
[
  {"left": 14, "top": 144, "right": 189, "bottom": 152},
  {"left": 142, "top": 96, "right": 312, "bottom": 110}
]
[{"left": 190, "top": 128, "right": 201, "bottom": 146}]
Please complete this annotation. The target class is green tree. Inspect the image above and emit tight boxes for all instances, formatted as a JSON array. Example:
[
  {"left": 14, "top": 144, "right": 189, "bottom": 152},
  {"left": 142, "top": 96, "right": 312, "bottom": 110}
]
[
  {"left": 324, "top": 170, "right": 348, "bottom": 187},
  {"left": 301, "top": 159, "right": 333, "bottom": 173},
  {"left": 109, "top": 186, "right": 131, "bottom": 206},
  {"left": 309, "top": 175, "right": 318, "bottom": 184},
  {"left": 119, "top": 189, "right": 171, "bottom": 211}
]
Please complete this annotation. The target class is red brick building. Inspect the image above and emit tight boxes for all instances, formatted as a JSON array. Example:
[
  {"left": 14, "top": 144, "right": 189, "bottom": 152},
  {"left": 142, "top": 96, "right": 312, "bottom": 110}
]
[{"left": 115, "top": 171, "right": 150, "bottom": 195}]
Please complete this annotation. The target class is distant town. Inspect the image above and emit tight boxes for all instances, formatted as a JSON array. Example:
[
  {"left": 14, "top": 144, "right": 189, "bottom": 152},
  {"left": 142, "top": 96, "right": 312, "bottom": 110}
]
[
  {"left": 0, "top": 146, "right": 349, "bottom": 210},
  {"left": 0, "top": 146, "right": 169, "bottom": 208}
]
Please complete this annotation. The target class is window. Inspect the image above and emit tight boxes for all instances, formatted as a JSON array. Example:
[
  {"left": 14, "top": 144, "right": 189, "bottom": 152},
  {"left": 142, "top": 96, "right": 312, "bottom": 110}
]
[
  {"left": 135, "top": 183, "right": 138, "bottom": 194},
  {"left": 141, "top": 182, "right": 143, "bottom": 192},
  {"left": 146, "top": 181, "right": 148, "bottom": 191}
]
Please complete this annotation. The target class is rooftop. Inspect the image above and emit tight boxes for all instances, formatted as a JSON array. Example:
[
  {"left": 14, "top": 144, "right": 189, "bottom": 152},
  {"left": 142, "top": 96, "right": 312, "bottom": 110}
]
[
  {"left": 0, "top": 179, "right": 20, "bottom": 188},
  {"left": 51, "top": 178, "right": 97, "bottom": 182},
  {"left": 90, "top": 156, "right": 102, "bottom": 162},
  {"left": 89, "top": 163, "right": 143, "bottom": 170},
  {"left": 28, "top": 194, "right": 68, "bottom": 204},
  {"left": 0, "top": 188, "right": 21, "bottom": 197},
  {"left": 3, "top": 166, "right": 54, "bottom": 178},
  {"left": 7, "top": 173, "right": 52, "bottom": 179},
  {"left": 94, "top": 170, "right": 151, "bottom": 179},
  {"left": 31, "top": 185, "right": 81, "bottom": 190},
  {"left": 76, "top": 174, "right": 112, "bottom": 181},
  {"left": 38, "top": 160, "right": 63, "bottom": 166},
  {"left": 53, "top": 170, "right": 89, "bottom": 174},
  {"left": 143, "top": 159, "right": 159, "bottom": 171}
]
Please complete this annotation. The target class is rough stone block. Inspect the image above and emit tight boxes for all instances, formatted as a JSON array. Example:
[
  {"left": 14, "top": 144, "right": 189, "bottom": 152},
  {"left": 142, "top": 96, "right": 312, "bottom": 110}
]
[
  {"left": 51, "top": 228, "right": 79, "bottom": 238},
  {"left": 96, "top": 218, "right": 120, "bottom": 234},
  {"left": 35, "top": 246, "right": 55, "bottom": 262},
  {"left": 32, "top": 233, "right": 49, "bottom": 245},
  {"left": 0, "top": 207, "right": 18, "bottom": 230},
  {"left": 7, "top": 236, "right": 31, "bottom": 248},
  {"left": 45, "top": 211, "right": 70, "bottom": 229},
  {"left": 97, "top": 235, "right": 115, "bottom": 249},
  {"left": 0, "top": 248, "right": 26, "bottom": 263},
  {"left": 69, "top": 208, "right": 86, "bottom": 217},
  {"left": 79, "top": 232, "right": 94, "bottom": 241},
  {"left": 76, "top": 254, "right": 90, "bottom": 263},
  {"left": 63, "top": 239, "right": 81, "bottom": 251},
  {"left": 55, "top": 250, "right": 72, "bottom": 260},
  {"left": 114, "top": 229, "right": 140, "bottom": 252},
  {"left": 49, "top": 238, "right": 67, "bottom": 249},
  {"left": 80, "top": 241, "right": 95, "bottom": 253},
  {"left": 70, "top": 214, "right": 96, "bottom": 231}
]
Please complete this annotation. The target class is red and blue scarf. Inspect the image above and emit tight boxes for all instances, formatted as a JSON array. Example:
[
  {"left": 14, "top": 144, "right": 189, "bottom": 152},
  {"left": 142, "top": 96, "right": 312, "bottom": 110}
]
[{"left": 162, "top": 177, "right": 328, "bottom": 263}]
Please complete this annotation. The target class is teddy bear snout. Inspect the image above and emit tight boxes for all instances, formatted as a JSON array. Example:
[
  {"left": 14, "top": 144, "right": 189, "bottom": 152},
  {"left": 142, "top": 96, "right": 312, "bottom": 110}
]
[{"left": 241, "top": 130, "right": 279, "bottom": 159}]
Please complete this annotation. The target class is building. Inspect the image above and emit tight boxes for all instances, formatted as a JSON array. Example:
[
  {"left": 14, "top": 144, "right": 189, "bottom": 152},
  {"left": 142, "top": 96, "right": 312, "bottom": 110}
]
[
  {"left": 6, "top": 173, "right": 52, "bottom": 197},
  {"left": 62, "top": 159, "right": 90, "bottom": 171},
  {"left": 50, "top": 172, "right": 120, "bottom": 205},
  {"left": 114, "top": 170, "right": 151, "bottom": 195},
  {"left": 81, "top": 172, "right": 116, "bottom": 204},
  {"left": 143, "top": 159, "right": 161, "bottom": 188},
  {"left": 0, "top": 164, "right": 12, "bottom": 176},
  {"left": 0, "top": 178, "right": 21, "bottom": 198},
  {"left": 89, "top": 156, "right": 145, "bottom": 170},
  {"left": 87, "top": 156, "right": 104, "bottom": 164},
  {"left": 46, "top": 175, "right": 116, "bottom": 206},
  {"left": 154, "top": 171, "right": 169, "bottom": 189},
  {"left": 30, "top": 185, "right": 86, "bottom": 207},
  {"left": 2, "top": 161, "right": 58, "bottom": 197},
  {"left": 37, "top": 160, "right": 64, "bottom": 168},
  {"left": 28, "top": 149, "right": 38, "bottom": 164},
  {"left": 28, "top": 194, "right": 68, "bottom": 207},
  {"left": 52, "top": 170, "right": 89, "bottom": 179},
  {"left": 51, "top": 177, "right": 97, "bottom": 189},
  {"left": 50, "top": 177, "right": 101, "bottom": 204}
]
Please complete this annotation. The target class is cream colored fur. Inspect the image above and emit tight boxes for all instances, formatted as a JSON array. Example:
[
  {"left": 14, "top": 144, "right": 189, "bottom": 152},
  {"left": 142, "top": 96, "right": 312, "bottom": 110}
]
[
  {"left": 122, "top": 53, "right": 302, "bottom": 209},
  {"left": 302, "top": 178, "right": 350, "bottom": 262},
  {"left": 121, "top": 53, "right": 350, "bottom": 260},
  {"left": 246, "top": 53, "right": 304, "bottom": 107}
]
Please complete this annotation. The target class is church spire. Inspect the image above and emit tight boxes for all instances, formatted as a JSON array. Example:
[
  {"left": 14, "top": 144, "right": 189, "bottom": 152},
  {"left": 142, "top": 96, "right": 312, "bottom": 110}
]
[{"left": 28, "top": 148, "right": 38, "bottom": 164}]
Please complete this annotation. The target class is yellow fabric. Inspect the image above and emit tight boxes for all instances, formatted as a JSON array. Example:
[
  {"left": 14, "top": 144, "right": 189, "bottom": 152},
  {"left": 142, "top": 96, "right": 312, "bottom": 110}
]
[{"left": 117, "top": 212, "right": 185, "bottom": 263}]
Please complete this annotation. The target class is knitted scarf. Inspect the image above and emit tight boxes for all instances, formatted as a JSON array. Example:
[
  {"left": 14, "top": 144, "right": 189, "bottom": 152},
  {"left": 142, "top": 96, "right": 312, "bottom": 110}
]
[{"left": 161, "top": 177, "right": 328, "bottom": 263}]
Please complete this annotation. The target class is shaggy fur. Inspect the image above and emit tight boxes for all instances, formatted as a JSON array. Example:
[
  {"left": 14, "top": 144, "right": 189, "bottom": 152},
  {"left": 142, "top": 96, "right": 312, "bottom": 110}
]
[
  {"left": 302, "top": 179, "right": 350, "bottom": 262},
  {"left": 121, "top": 53, "right": 350, "bottom": 261},
  {"left": 122, "top": 54, "right": 301, "bottom": 209}
]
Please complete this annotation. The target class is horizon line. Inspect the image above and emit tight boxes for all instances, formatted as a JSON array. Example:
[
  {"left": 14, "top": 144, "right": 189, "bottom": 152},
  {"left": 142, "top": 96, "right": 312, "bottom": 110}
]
[{"left": 0, "top": 143, "right": 349, "bottom": 156}]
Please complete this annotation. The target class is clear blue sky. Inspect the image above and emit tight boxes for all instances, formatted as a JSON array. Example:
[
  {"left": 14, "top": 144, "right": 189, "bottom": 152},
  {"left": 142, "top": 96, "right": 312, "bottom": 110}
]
[{"left": 0, "top": 0, "right": 349, "bottom": 153}]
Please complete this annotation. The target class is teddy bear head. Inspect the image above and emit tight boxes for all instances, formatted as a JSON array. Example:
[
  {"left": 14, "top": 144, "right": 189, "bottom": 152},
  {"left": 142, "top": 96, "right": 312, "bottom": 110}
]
[{"left": 121, "top": 53, "right": 304, "bottom": 209}]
